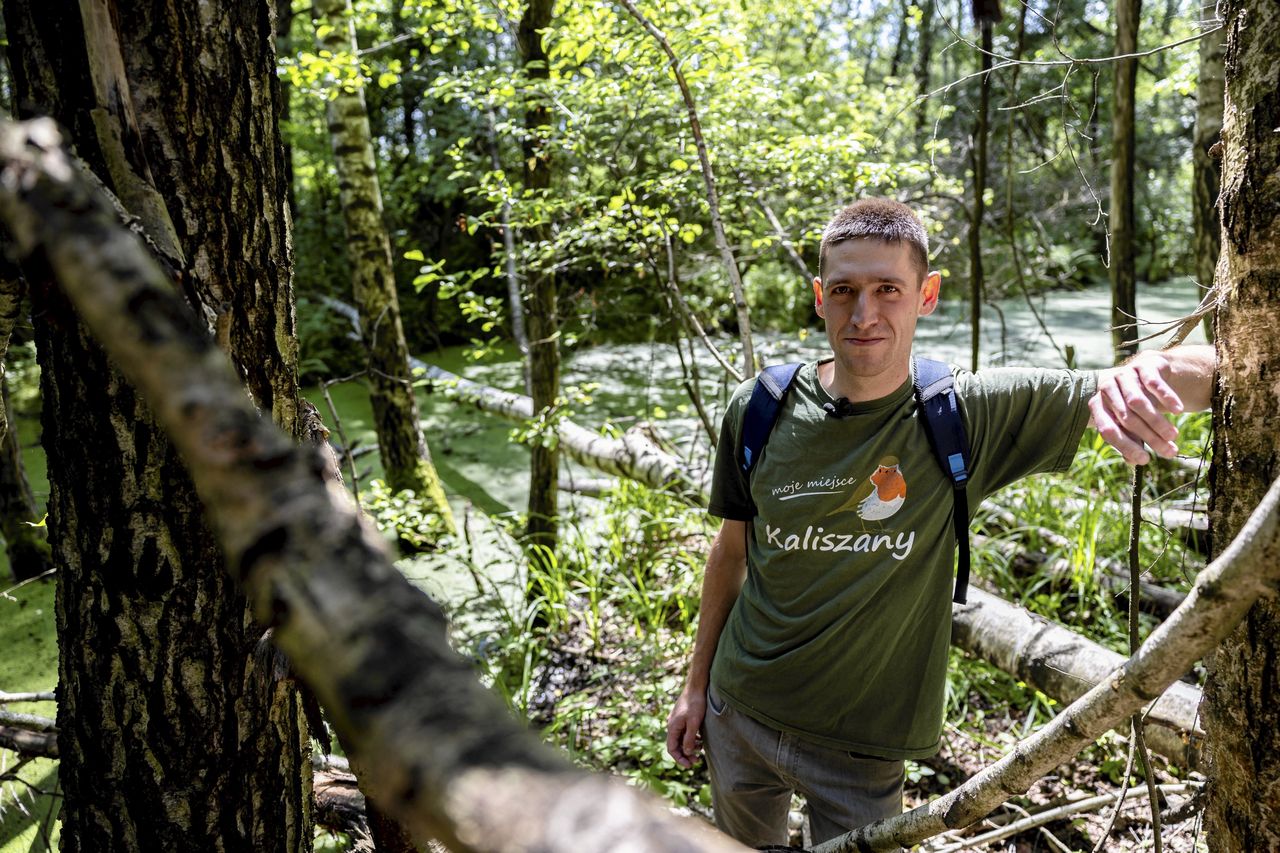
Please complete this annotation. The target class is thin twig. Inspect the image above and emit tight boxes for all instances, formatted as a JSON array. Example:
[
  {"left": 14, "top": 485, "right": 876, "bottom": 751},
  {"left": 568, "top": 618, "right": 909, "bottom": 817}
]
[{"left": 321, "top": 377, "right": 363, "bottom": 506}]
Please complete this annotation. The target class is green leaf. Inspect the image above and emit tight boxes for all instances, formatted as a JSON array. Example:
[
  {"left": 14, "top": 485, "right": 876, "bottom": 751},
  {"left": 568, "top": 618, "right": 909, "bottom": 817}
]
[
  {"left": 670, "top": 158, "right": 689, "bottom": 171},
  {"left": 404, "top": 249, "right": 426, "bottom": 261}
]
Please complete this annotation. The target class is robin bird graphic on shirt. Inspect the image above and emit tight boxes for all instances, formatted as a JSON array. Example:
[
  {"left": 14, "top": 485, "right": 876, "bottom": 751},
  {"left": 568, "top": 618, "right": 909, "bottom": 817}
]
[{"left": 828, "top": 456, "right": 906, "bottom": 520}]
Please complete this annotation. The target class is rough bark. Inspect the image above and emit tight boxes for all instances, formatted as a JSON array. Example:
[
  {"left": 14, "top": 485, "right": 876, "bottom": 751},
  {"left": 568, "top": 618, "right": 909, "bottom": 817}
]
[
  {"left": 1204, "top": 0, "right": 1280, "bottom": 848},
  {"left": 1192, "top": 7, "right": 1225, "bottom": 340},
  {"left": 810, "top": 471, "right": 1280, "bottom": 852},
  {"left": 519, "top": 0, "right": 560, "bottom": 554},
  {"left": 0, "top": 117, "right": 749, "bottom": 853},
  {"left": 952, "top": 588, "right": 1203, "bottom": 768},
  {"left": 312, "top": 0, "right": 455, "bottom": 533},
  {"left": 3, "top": 3, "right": 310, "bottom": 849},
  {"left": 0, "top": 378, "right": 53, "bottom": 583},
  {"left": 1109, "top": 0, "right": 1141, "bottom": 362}
]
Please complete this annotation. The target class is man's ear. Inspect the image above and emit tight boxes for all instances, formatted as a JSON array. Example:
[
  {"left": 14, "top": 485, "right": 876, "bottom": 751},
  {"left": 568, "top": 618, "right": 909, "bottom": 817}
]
[
  {"left": 812, "top": 277, "right": 825, "bottom": 318},
  {"left": 918, "top": 271, "right": 941, "bottom": 316}
]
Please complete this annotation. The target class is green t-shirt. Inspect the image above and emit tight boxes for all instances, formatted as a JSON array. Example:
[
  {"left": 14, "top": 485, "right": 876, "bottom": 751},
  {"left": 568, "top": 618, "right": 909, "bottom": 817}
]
[{"left": 707, "top": 359, "right": 1097, "bottom": 759}]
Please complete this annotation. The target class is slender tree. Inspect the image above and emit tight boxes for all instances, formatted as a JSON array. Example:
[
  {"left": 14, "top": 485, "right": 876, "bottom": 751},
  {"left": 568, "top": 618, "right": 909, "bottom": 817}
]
[
  {"left": 312, "top": 0, "right": 455, "bottom": 532},
  {"left": 0, "top": 378, "right": 52, "bottom": 583},
  {"left": 520, "top": 0, "right": 561, "bottom": 555},
  {"left": 916, "top": 0, "right": 935, "bottom": 135},
  {"left": 1109, "top": 0, "right": 1141, "bottom": 362},
  {"left": 969, "top": 0, "right": 1001, "bottom": 371},
  {"left": 1204, "top": 0, "right": 1280, "bottom": 848},
  {"left": 3, "top": 1, "right": 311, "bottom": 848},
  {"left": 1193, "top": 4, "right": 1225, "bottom": 339}
]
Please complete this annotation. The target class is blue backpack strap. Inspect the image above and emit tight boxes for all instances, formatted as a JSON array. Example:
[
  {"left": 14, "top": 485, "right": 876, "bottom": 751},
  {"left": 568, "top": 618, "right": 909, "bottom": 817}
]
[
  {"left": 740, "top": 363, "right": 804, "bottom": 473},
  {"left": 913, "top": 357, "right": 973, "bottom": 605}
]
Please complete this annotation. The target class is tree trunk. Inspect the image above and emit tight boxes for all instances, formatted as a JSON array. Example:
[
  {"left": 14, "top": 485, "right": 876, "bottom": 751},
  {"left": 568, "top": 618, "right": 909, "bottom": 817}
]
[
  {"left": 889, "top": 0, "right": 910, "bottom": 79},
  {"left": 0, "top": 378, "right": 52, "bottom": 583},
  {"left": 969, "top": 2, "right": 999, "bottom": 372},
  {"left": 1109, "top": 0, "right": 1141, "bottom": 362},
  {"left": 520, "top": 0, "right": 561, "bottom": 555},
  {"left": 0, "top": 266, "right": 22, "bottom": 441},
  {"left": 3, "top": 2, "right": 311, "bottom": 850},
  {"left": 1193, "top": 7, "right": 1225, "bottom": 341},
  {"left": 312, "top": 0, "right": 455, "bottom": 533},
  {"left": 1204, "top": 1, "right": 1280, "bottom": 848},
  {"left": 916, "top": 0, "right": 934, "bottom": 135}
]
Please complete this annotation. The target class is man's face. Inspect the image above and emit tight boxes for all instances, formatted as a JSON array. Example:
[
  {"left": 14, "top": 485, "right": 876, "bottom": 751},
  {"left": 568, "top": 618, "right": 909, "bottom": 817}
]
[{"left": 812, "top": 239, "right": 940, "bottom": 393}]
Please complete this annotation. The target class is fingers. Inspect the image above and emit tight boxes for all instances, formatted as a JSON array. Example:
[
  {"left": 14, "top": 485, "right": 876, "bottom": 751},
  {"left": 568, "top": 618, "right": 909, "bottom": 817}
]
[
  {"left": 666, "top": 700, "right": 705, "bottom": 768},
  {"left": 1091, "top": 358, "right": 1184, "bottom": 465}
]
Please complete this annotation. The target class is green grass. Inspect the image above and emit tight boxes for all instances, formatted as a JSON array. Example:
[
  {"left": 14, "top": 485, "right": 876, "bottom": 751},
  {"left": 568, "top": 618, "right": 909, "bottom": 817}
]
[{"left": 0, "top": 578, "right": 59, "bottom": 853}]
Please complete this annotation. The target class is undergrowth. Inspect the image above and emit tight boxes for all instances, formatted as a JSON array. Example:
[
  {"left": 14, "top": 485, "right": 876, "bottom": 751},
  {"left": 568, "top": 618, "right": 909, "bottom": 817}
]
[{"left": 438, "top": 411, "right": 1213, "bottom": 837}]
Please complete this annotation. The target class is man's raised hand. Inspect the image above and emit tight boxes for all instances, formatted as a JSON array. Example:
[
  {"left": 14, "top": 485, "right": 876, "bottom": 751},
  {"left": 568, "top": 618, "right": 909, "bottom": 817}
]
[{"left": 1088, "top": 345, "right": 1215, "bottom": 465}]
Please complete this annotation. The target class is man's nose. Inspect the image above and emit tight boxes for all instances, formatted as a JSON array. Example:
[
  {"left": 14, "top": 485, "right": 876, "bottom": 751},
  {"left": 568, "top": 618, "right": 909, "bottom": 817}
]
[{"left": 850, "top": 292, "right": 876, "bottom": 326}]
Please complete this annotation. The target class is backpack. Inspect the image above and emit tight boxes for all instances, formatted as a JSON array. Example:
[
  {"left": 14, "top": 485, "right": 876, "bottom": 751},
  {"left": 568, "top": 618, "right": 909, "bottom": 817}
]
[{"left": 738, "top": 358, "right": 973, "bottom": 604}]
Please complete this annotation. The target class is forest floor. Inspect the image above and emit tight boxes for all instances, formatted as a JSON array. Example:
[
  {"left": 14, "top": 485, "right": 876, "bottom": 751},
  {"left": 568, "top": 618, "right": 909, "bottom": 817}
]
[{"left": 507, "top": 597, "right": 1208, "bottom": 853}]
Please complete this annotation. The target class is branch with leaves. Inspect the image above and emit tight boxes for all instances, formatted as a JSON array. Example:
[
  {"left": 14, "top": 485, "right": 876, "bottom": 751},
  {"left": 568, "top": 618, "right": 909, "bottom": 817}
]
[{"left": 615, "top": 0, "right": 756, "bottom": 377}]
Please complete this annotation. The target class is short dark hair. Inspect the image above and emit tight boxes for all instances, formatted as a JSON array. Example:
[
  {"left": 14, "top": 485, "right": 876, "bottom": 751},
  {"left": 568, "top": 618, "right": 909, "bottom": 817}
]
[{"left": 818, "top": 199, "right": 930, "bottom": 281}]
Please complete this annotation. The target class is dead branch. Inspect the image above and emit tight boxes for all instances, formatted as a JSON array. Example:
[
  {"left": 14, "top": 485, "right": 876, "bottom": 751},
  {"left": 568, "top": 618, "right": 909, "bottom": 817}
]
[
  {"left": 0, "top": 116, "right": 747, "bottom": 853},
  {"left": 814, "top": 468, "right": 1280, "bottom": 851}
]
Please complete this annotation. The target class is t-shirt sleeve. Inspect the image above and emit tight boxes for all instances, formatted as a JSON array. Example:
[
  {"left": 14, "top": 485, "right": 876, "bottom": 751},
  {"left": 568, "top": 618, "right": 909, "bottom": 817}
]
[
  {"left": 958, "top": 367, "right": 1098, "bottom": 497},
  {"left": 708, "top": 378, "right": 757, "bottom": 520}
]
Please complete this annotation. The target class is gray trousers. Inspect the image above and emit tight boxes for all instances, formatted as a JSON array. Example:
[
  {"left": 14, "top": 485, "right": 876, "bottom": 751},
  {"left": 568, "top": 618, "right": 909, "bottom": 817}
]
[{"left": 702, "top": 684, "right": 905, "bottom": 848}]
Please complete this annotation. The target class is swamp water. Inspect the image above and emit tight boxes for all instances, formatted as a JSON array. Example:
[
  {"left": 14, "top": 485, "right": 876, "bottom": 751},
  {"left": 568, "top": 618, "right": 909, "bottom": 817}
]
[{"left": 318, "top": 277, "right": 1207, "bottom": 609}]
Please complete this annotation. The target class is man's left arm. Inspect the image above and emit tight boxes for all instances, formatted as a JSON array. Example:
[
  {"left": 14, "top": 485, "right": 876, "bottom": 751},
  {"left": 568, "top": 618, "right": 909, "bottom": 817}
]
[{"left": 1088, "top": 344, "right": 1216, "bottom": 465}]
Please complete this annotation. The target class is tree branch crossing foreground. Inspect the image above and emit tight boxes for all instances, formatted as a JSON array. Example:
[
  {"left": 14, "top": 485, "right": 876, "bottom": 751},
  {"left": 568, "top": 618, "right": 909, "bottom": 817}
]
[{"left": 3, "top": 118, "right": 1278, "bottom": 852}]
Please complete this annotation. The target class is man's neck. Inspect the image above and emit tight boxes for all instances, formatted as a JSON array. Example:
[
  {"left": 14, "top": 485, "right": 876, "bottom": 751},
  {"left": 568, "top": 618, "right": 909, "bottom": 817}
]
[{"left": 818, "top": 359, "right": 912, "bottom": 403}]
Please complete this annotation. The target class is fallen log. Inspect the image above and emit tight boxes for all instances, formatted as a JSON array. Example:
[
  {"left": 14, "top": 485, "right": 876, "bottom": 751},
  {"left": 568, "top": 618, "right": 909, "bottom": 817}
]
[
  {"left": 974, "top": 531, "right": 1187, "bottom": 616},
  {"left": 321, "top": 296, "right": 711, "bottom": 504},
  {"left": 419, "top": 359, "right": 708, "bottom": 503},
  {"left": 993, "top": 494, "right": 1210, "bottom": 553},
  {"left": 0, "top": 724, "right": 57, "bottom": 757},
  {"left": 314, "top": 768, "right": 369, "bottom": 840},
  {"left": 951, "top": 588, "right": 1202, "bottom": 768}
]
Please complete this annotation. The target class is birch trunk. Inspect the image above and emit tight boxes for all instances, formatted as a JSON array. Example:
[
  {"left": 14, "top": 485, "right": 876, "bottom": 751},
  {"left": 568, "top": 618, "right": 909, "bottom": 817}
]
[
  {"left": 2, "top": 2, "right": 310, "bottom": 848},
  {"left": 952, "top": 588, "right": 1202, "bottom": 767},
  {"left": 1203, "top": 1, "right": 1280, "bottom": 847},
  {"left": 312, "top": 0, "right": 455, "bottom": 533}
]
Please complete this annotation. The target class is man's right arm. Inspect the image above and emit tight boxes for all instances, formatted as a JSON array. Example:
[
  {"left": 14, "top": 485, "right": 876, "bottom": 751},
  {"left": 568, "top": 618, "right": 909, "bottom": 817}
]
[{"left": 666, "top": 518, "right": 748, "bottom": 768}]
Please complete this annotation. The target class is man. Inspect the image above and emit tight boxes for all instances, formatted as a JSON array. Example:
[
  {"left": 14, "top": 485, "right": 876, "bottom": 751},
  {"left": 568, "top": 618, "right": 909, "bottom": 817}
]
[{"left": 665, "top": 198, "right": 1214, "bottom": 847}]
